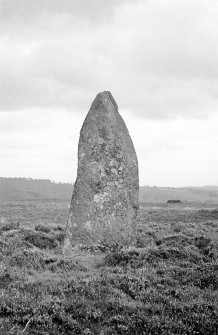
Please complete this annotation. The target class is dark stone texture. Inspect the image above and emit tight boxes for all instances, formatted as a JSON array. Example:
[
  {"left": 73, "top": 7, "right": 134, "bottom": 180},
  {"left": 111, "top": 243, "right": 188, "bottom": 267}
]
[{"left": 65, "top": 91, "right": 139, "bottom": 248}]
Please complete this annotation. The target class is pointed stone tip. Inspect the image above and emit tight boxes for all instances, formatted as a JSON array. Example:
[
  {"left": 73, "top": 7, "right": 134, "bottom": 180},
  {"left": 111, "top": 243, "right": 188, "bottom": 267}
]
[{"left": 95, "top": 91, "right": 118, "bottom": 111}]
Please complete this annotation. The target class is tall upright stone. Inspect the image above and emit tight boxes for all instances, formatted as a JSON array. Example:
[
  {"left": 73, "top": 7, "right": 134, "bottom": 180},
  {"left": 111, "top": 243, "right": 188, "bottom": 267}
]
[{"left": 64, "top": 91, "right": 139, "bottom": 249}]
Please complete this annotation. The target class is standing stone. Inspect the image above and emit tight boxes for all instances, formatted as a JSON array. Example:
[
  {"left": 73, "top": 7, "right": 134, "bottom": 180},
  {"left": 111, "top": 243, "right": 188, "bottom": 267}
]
[{"left": 64, "top": 91, "right": 139, "bottom": 249}]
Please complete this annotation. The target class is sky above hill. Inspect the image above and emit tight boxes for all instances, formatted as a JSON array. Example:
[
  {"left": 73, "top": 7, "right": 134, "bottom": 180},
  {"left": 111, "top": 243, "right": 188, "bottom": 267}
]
[{"left": 1, "top": 0, "right": 218, "bottom": 186}]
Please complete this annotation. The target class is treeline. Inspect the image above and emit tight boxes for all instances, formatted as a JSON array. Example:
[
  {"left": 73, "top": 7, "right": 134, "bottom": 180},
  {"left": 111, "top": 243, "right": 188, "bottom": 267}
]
[{"left": 0, "top": 177, "right": 73, "bottom": 201}]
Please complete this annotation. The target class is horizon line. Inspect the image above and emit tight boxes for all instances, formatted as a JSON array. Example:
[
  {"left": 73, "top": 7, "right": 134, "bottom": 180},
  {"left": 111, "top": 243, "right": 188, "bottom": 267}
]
[{"left": 0, "top": 176, "right": 217, "bottom": 188}]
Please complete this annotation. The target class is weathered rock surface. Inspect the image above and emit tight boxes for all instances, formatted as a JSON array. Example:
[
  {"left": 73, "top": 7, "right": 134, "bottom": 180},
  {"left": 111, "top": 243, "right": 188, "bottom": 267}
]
[{"left": 65, "top": 91, "right": 139, "bottom": 248}]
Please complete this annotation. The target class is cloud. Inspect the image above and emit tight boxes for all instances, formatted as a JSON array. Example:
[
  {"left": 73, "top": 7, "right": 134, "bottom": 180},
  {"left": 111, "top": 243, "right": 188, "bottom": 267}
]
[
  {"left": 123, "top": 111, "right": 218, "bottom": 186},
  {"left": 0, "top": 108, "right": 84, "bottom": 182},
  {"left": 0, "top": 0, "right": 129, "bottom": 24},
  {"left": 0, "top": 0, "right": 218, "bottom": 119},
  {"left": 1, "top": 109, "right": 218, "bottom": 185}
]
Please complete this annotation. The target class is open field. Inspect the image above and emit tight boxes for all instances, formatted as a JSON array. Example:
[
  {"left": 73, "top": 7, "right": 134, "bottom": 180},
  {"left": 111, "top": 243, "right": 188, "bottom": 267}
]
[{"left": 0, "top": 200, "right": 218, "bottom": 334}]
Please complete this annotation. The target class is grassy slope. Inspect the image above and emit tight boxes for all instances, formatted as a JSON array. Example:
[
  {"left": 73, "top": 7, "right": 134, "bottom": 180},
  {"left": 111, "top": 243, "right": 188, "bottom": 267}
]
[
  {"left": 0, "top": 201, "right": 218, "bottom": 334},
  {"left": 0, "top": 178, "right": 73, "bottom": 201}
]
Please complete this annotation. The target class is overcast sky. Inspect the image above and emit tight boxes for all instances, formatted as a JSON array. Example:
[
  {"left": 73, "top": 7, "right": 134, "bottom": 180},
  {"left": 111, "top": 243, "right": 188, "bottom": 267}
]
[{"left": 1, "top": 0, "right": 218, "bottom": 186}]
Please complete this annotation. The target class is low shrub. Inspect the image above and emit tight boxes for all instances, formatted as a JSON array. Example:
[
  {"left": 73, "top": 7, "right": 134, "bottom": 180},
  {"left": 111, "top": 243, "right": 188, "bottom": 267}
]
[
  {"left": 104, "top": 248, "right": 145, "bottom": 268},
  {"left": 155, "top": 234, "right": 193, "bottom": 247},
  {"left": 0, "top": 221, "right": 20, "bottom": 234},
  {"left": 197, "top": 208, "right": 218, "bottom": 220},
  {"left": 24, "top": 231, "right": 58, "bottom": 249},
  {"left": 35, "top": 224, "right": 51, "bottom": 233},
  {"left": 7, "top": 249, "right": 47, "bottom": 270},
  {"left": 194, "top": 236, "right": 211, "bottom": 249},
  {"left": 147, "top": 246, "right": 189, "bottom": 263},
  {"left": 0, "top": 271, "right": 13, "bottom": 289},
  {"left": 55, "top": 232, "right": 65, "bottom": 244}
]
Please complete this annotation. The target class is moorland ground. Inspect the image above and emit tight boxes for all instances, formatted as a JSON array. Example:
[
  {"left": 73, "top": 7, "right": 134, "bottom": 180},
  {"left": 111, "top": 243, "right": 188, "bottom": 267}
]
[{"left": 0, "top": 200, "right": 218, "bottom": 334}]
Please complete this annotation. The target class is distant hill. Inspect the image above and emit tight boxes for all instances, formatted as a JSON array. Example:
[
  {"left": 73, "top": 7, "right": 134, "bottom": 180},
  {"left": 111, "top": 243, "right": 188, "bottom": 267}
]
[
  {"left": 140, "top": 186, "right": 218, "bottom": 203},
  {"left": 0, "top": 178, "right": 218, "bottom": 203},
  {"left": 0, "top": 178, "right": 73, "bottom": 201}
]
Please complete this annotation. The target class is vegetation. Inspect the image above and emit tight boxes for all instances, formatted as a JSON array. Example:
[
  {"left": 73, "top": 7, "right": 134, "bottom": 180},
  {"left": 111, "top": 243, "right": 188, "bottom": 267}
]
[
  {"left": 0, "top": 200, "right": 218, "bottom": 334},
  {"left": 1, "top": 177, "right": 218, "bottom": 202},
  {"left": 0, "top": 178, "right": 73, "bottom": 201}
]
